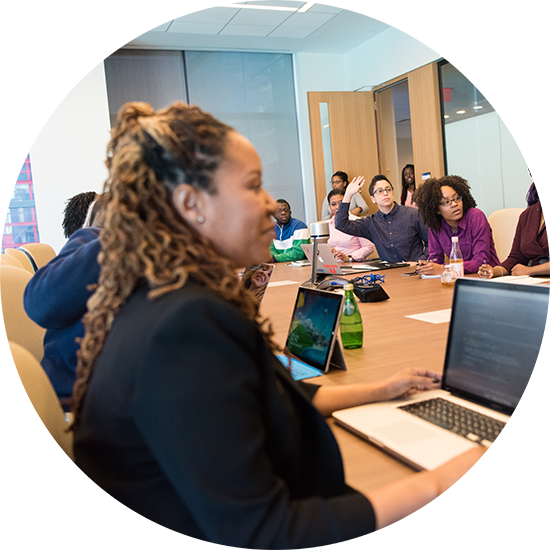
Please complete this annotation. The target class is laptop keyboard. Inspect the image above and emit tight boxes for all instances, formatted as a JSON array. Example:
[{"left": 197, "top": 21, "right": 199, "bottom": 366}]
[{"left": 398, "top": 398, "right": 506, "bottom": 446}]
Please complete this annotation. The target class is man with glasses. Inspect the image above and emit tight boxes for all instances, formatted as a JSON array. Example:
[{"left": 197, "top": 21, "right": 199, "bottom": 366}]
[
  {"left": 270, "top": 199, "right": 310, "bottom": 262},
  {"left": 335, "top": 175, "right": 429, "bottom": 262}
]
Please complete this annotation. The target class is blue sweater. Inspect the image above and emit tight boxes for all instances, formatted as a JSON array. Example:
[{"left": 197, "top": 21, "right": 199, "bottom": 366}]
[{"left": 24, "top": 227, "right": 101, "bottom": 400}]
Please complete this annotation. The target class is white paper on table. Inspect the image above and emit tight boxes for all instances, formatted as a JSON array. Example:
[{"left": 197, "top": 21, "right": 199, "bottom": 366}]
[
  {"left": 405, "top": 308, "right": 452, "bottom": 324},
  {"left": 482, "top": 275, "right": 550, "bottom": 285},
  {"left": 268, "top": 280, "right": 300, "bottom": 287}
]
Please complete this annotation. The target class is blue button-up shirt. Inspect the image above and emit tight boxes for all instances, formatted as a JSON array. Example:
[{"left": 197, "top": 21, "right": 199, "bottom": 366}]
[{"left": 335, "top": 202, "right": 429, "bottom": 262}]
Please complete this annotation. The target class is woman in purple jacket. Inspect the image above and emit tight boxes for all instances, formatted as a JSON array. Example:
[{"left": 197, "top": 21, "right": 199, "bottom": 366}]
[{"left": 413, "top": 175, "right": 499, "bottom": 275}]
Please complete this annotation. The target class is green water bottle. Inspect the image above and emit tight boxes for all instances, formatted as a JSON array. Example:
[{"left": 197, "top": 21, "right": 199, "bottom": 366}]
[{"left": 340, "top": 283, "right": 363, "bottom": 349}]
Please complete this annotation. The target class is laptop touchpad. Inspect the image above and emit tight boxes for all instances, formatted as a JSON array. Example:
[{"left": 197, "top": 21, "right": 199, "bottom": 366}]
[{"left": 377, "top": 421, "right": 437, "bottom": 444}]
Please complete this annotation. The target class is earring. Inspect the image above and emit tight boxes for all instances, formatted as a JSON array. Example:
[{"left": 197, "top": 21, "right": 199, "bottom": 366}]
[{"left": 197, "top": 215, "right": 204, "bottom": 224}]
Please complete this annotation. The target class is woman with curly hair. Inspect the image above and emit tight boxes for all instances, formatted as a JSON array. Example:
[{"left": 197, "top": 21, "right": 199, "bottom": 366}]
[
  {"left": 413, "top": 175, "right": 499, "bottom": 275},
  {"left": 71, "top": 102, "right": 482, "bottom": 549}
]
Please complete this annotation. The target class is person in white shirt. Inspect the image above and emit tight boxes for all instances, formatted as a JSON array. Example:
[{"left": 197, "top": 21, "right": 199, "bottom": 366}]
[{"left": 326, "top": 189, "right": 375, "bottom": 261}]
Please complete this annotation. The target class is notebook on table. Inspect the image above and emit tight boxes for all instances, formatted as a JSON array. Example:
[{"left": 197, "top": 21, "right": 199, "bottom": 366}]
[
  {"left": 332, "top": 278, "right": 549, "bottom": 471},
  {"left": 277, "top": 286, "right": 346, "bottom": 381}
]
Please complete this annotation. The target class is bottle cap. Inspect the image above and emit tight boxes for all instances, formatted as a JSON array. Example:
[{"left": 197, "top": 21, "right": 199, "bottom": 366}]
[
  {"left": 344, "top": 283, "right": 354, "bottom": 291},
  {"left": 451, "top": 236, "right": 458, "bottom": 242}
]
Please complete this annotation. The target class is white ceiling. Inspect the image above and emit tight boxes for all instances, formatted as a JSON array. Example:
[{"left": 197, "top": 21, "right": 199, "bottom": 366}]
[{"left": 125, "top": 1, "right": 389, "bottom": 54}]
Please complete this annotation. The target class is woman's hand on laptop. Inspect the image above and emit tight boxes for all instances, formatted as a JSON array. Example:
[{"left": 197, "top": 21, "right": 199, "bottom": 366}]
[
  {"left": 378, "top": 368, "right": 442, "bottom": 401},
  {"left": 312, "top": 368, "right": 441, "bottom": 416}
]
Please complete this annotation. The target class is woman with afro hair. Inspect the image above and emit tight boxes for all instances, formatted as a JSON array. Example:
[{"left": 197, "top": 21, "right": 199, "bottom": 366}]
[{"left": 413, "top": 175, "right": 499, "bottom": 275}]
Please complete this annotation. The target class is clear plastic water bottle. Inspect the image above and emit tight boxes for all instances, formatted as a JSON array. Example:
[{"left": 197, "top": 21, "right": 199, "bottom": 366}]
[
  {"left": 441, "top": 264, "right": 457, "bottom": 287},
  {"left": 449, "top": 236, "right": 464, "bottom": 278},
  {"left": 340, "top": 283, "right": 363, "bottom": 349}
]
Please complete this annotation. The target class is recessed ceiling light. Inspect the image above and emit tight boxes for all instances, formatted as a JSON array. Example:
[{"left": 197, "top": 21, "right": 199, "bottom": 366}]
[
  {"left": 444, "top": 115, "right": 449, "bottom": 119},
  {"left": 473, "top": 105, "right": 483, "bottom": 110},
  {"left": 216, "top": 0, "right": 317, "bottom": 12},
  {"left": 456, "top": 110, "right": 466, "bottom": 114}
]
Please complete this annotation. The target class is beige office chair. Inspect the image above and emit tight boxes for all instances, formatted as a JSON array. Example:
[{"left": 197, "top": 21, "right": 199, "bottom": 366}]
[
  {"left": 18, "top": 243, "right": 56, "bottom": 270},
  {"left": 0, "top": 265, "right": 46, "bottom": 363},
  {"left": 9, "top": 341, "right": 73, "bottom": 459},
  {"left": 0, "top": 254, "right": 24, "bottom": 269},
  {"left": 488, "top": 208, "right": 524, "bottom": 262},
  {"left": 5, "top": 248, "right": 35, "bottom": 273}
]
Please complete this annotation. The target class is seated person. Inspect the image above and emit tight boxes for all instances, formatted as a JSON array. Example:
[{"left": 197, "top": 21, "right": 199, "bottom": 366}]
[
  {"left": 72, "top": 101, "right": 483, "bottom": 549},
  {"left": 335, "top": 175, "right": 429, "bottom": 262},
  {"left": 62, "top": 191, "right": 98, "bottom": 238},
  {"left": 478, "top": 182, "right": 548, "bottom": 278},
  {"left": 24, "top": 226, "right": 100, "bottom": 407},
  {"left": 400, "top": 164, "right": 417, "bottom": 208},
  {"left": 270, "top": 199, "right": 310, "bottom": 262},
  {"left": 24, "top": 196, "right": 105, "bottom": 407},
  {"left": 413, "top": 175, "right": 499, "bottom": 275},
  {"left": 326, "top": 189, "right": 375, "bottom": 261},
  {"left": 321, "top": 171, "right": 369, "bottom": 220}
]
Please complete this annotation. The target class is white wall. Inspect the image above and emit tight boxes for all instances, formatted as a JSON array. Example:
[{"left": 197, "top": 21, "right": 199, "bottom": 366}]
[
  {"left": 445, "top": 111, "right": 532, "bottom": 216},
  {"left": 29, "top": 62, "right": 111, "bottom": 253}
]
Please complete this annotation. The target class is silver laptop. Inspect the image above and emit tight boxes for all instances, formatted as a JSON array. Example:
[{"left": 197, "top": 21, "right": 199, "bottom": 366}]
[
  {"left": 301, "top": 243, "right": 379, "bottom": 275},
  {"left": 333, "top": 278, "right": 549, "bottom": 471}
]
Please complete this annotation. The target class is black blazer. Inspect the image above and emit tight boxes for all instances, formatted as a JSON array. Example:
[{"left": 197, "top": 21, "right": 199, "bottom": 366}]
[{"left": 74, "top": 282, "right": 375, "bottom": 549}]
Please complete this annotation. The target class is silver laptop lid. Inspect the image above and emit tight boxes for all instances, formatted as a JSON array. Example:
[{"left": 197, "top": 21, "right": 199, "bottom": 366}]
[{"left": 301, "top": 243, "right": 344, "bottom": 275}]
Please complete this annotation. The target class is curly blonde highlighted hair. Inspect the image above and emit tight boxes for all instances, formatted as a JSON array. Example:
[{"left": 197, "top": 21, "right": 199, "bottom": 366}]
[{"left": 72, "top": 101, "right": 275, "bottom": 427}]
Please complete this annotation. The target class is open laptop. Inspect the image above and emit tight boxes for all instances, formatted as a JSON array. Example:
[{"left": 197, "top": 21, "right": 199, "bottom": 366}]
[
  {"left": 301, "top": 243, "right": 379, "bottom": 275},
  {"left": 332, "top": 278, "right": 549, "bottom": 470},
  {"left": 277, "top": 286, "right": 346, "bottom": 381},
  {"left": 302, "top": 243, "right": 409, "bottom": 275}
]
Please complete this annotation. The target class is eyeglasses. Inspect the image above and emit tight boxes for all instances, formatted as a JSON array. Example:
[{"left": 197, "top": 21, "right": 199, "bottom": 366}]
[
  {"left": 439, "top": 196, "right": 462, "bottom": 207},
  {"left": 373, "top": 187, "right": 393, "bottom": 195},
  {"left": 276, "top": 207, "right": 289, "bottom": 214}
]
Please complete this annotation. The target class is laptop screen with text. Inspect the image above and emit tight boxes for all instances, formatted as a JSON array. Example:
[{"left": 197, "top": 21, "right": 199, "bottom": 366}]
[{"left": 443, "top": 279, "right": 549, "bottom": 414}]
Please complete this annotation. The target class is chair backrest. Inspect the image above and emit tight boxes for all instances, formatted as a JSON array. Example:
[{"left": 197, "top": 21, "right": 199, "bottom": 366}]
[
  {"left": 0, "top": 254, "right": 24, "bottom": 269},
  {"left": 488, "top": 207, "right": 525, "bottom": 262},
  {"left": 5, "top": 248, "right": 35, "bottom": 273},
  {"left": 9, "top": 341, "right": 73, "bottom": 459},
  {"left": 0, "top": 265, "right": 46, "bottom": 362},
  {"left": 18, "top": 243, "right": 57, "bottom": 270}
]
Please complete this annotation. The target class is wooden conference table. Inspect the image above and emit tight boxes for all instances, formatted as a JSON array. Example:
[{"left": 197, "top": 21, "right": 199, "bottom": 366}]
[{"left": 260, "top": 262, "right": 456, "bottom": 494}]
